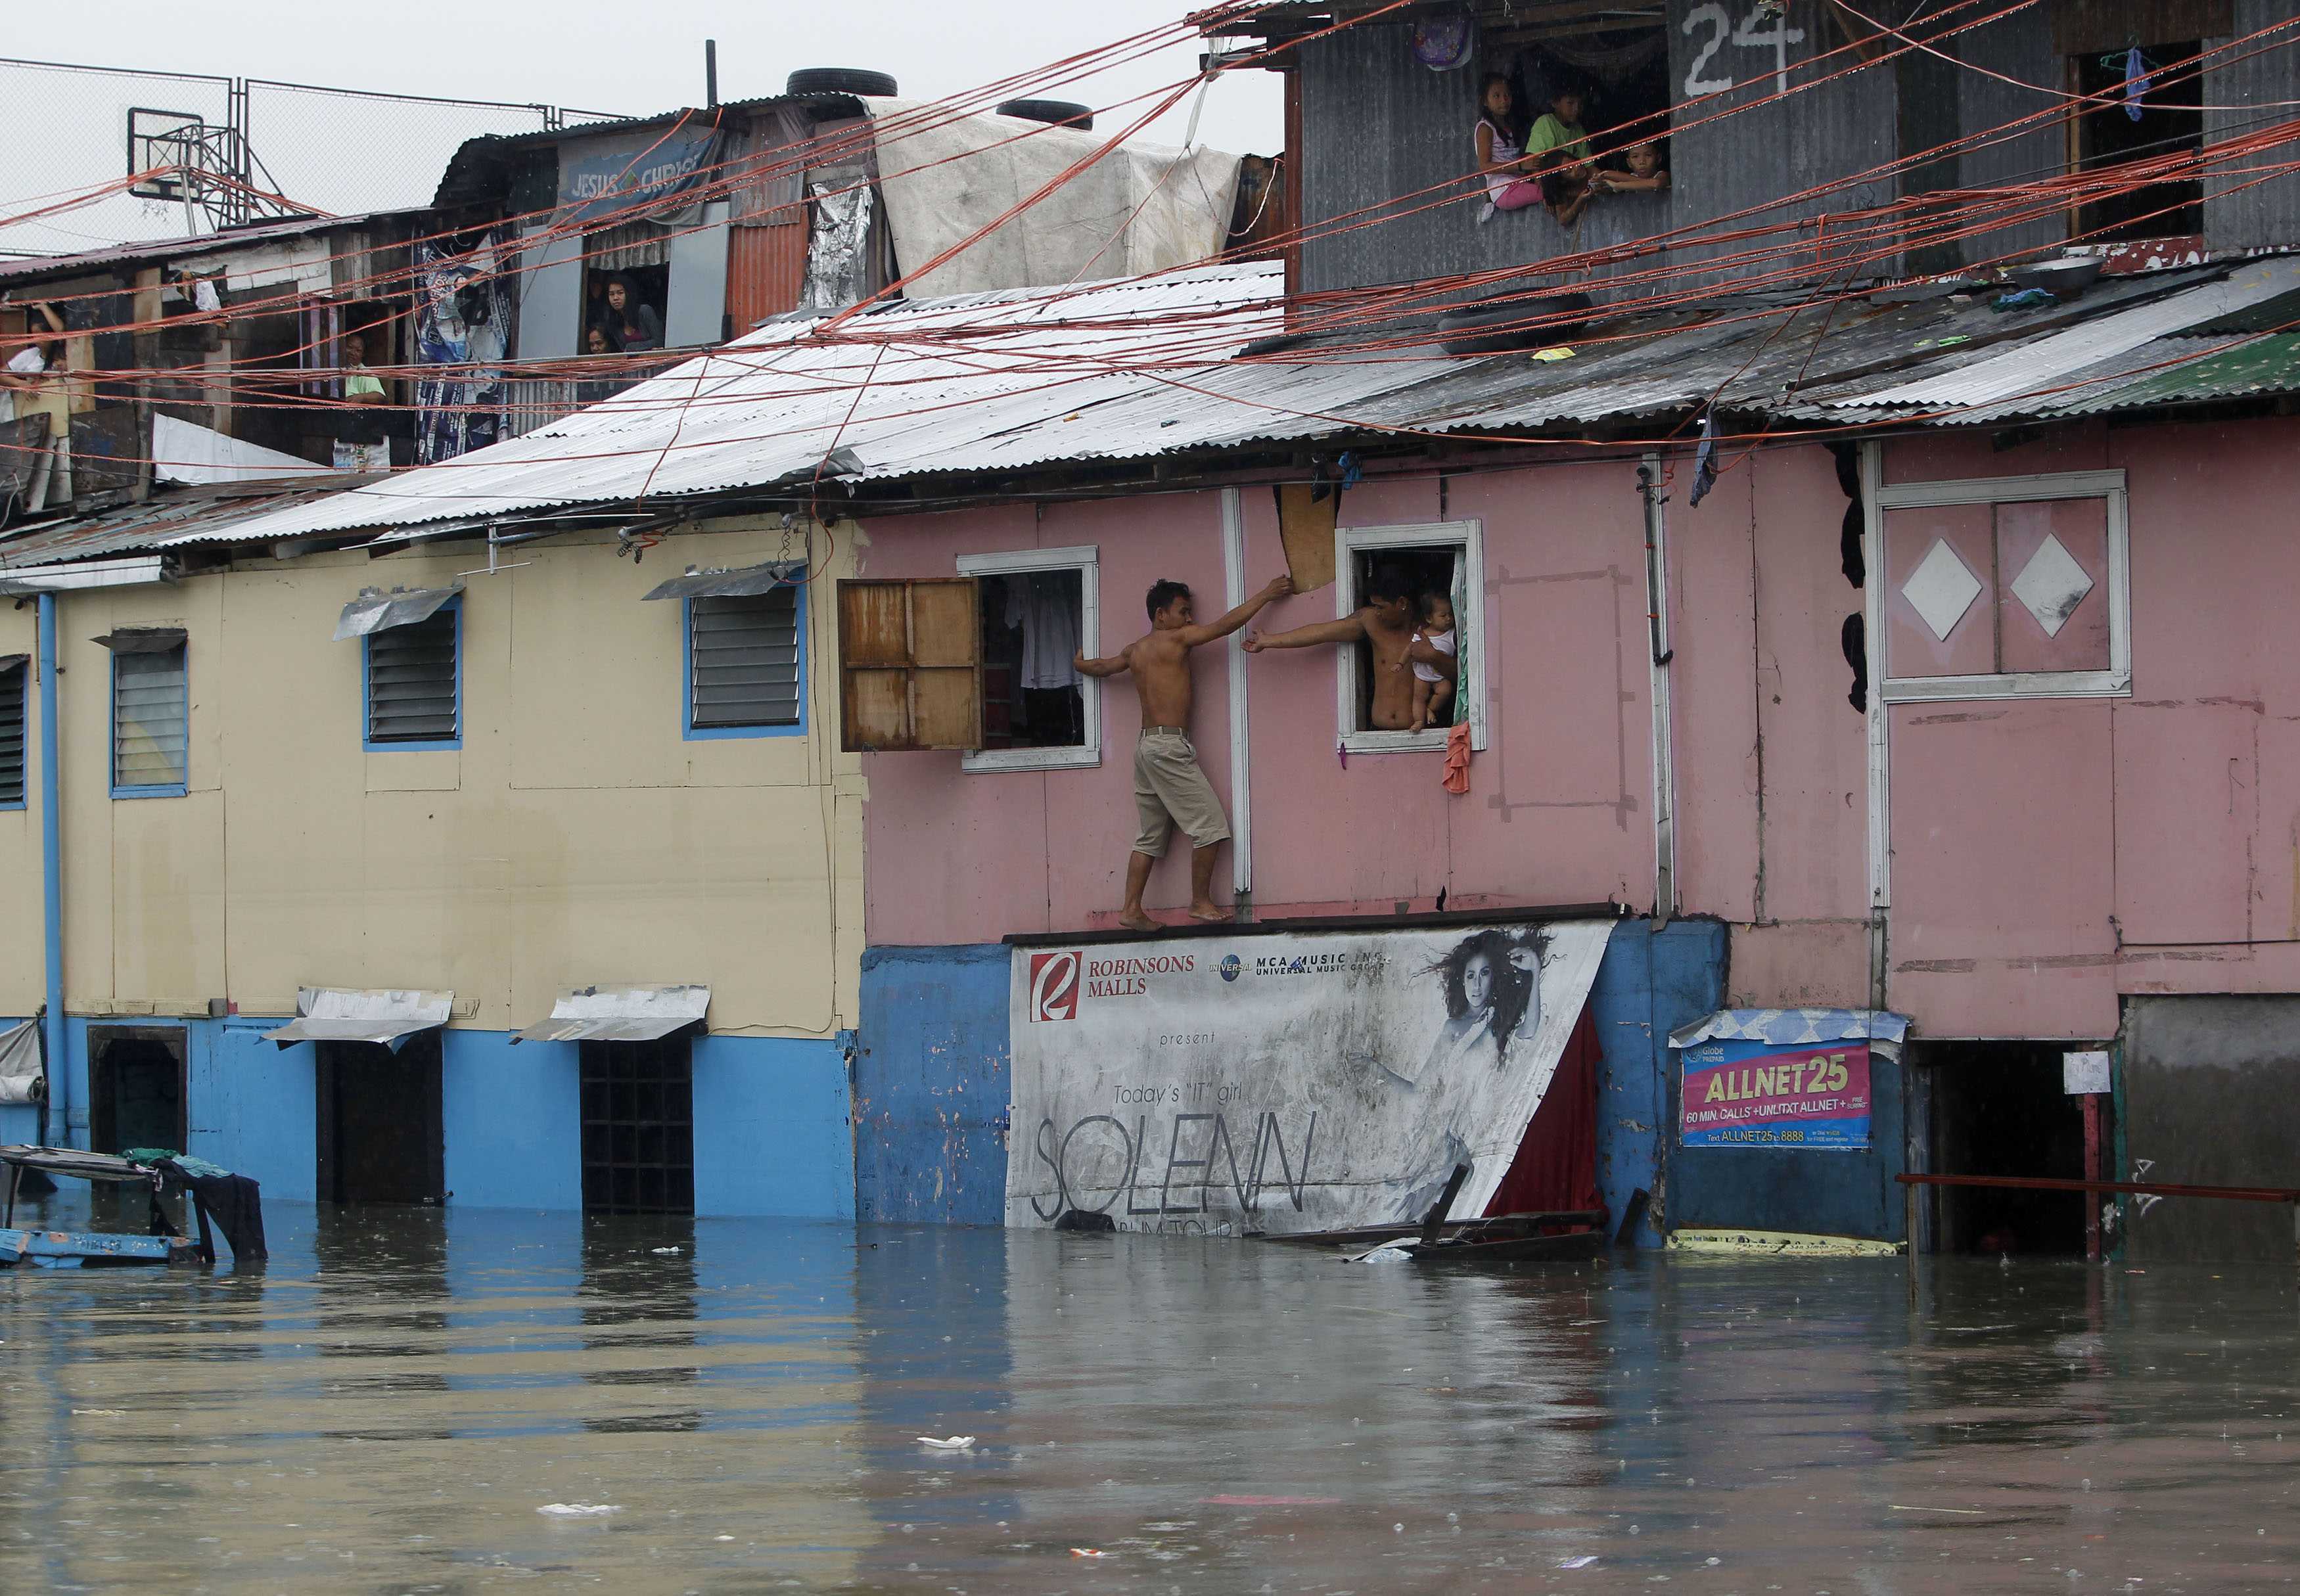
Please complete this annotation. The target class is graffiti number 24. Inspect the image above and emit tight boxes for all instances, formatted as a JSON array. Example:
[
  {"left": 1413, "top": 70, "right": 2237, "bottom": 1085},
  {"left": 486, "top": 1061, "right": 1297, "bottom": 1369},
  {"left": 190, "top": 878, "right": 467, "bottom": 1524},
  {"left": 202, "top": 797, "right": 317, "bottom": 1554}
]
[{"left": 1682, "top": 1, "right": 1806, "bottom": 99}]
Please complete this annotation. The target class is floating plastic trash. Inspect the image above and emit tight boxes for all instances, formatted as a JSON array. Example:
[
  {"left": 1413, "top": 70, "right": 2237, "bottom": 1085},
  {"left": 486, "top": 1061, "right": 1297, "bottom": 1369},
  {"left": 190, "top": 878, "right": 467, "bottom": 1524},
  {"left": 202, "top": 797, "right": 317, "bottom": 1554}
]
[
  {"left": 538, "top": 1503, "right": 622, "bottom": 1517},
  {"left": 917, "top": 1435, "right": 976, "bottom": 1450}
]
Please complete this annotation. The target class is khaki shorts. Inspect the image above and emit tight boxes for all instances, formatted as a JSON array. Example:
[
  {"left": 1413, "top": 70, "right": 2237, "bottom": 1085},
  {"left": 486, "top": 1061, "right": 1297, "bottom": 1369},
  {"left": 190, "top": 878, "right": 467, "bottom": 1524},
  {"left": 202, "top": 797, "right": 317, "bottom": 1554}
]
[{"left": 1134, "top": 729, "right": 1231, "bottom": 857}]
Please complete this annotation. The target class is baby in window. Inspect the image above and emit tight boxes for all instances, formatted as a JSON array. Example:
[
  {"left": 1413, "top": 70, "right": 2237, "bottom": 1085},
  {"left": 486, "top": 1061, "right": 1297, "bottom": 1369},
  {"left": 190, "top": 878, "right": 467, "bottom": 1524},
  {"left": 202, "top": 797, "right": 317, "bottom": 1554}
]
[{"left": 1408, "top": 591, "right": 1458, "bottom": 733}]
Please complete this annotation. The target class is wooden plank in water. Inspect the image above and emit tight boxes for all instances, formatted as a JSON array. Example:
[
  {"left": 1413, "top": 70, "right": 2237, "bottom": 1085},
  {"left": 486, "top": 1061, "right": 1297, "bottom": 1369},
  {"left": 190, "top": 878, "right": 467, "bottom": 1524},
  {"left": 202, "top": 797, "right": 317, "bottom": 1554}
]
[{"left": 0, "top": 1227, "right": 173, "bottom": 1265}]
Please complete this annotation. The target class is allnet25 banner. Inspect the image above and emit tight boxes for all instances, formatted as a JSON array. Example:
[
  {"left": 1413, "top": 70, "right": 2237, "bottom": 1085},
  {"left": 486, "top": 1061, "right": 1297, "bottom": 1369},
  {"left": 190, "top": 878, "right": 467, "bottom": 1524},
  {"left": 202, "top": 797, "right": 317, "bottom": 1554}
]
[
  {"left": 1678, "top": 1039, "right": 1872, "bottom": 1149},
  {"left": 1005, "top": 920, "right": 1614, "bottom": 1235}
]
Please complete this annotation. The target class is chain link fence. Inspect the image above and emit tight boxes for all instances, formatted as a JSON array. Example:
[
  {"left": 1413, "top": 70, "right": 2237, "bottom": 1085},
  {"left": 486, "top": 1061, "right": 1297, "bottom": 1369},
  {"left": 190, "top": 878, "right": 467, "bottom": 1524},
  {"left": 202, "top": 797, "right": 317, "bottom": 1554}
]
[{"left": 0, "top": 57, "right": 621, "bottom": 260}]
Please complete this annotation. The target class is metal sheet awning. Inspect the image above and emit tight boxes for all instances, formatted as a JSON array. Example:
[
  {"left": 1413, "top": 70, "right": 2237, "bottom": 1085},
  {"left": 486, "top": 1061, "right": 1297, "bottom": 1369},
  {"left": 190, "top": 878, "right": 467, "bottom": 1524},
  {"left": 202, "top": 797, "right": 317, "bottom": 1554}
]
[
  {"left": 334, "top": 584, "right": 462, "bottom": 641},
  {"left": 512, "top": 984, "right": 710, "bottom": 1044},
  {"left": 90, "top": 626, "right": 187, "bottom": 652},
  {"left": 262, "top": 987, "right": 454, "bottom": 1049},
  {"left": 640, "top": 563, "right": 801, "bottom": 603},
  {"left": 1669, "top": 1008, "right": 1911, "bottom": 1059}
]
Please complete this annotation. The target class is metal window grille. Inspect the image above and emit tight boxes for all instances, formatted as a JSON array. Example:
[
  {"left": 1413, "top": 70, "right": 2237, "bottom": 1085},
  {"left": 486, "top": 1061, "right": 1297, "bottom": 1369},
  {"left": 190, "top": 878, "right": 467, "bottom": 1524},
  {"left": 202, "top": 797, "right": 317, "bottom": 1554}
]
[
  {"left": 579, "top": 1037, "right": 695, "bottom": 1215},
  {"left": 690, "top": 589, "right": 800, "bottom": 729},
  {"left": 0, "top": 661, "right": 22, "bottom": 806},
  {"left": 113, "top": 647, "right": 188, "bottom": 790},
  {"left": 366, "top": 608, "right": 459, "bottom": 744}
]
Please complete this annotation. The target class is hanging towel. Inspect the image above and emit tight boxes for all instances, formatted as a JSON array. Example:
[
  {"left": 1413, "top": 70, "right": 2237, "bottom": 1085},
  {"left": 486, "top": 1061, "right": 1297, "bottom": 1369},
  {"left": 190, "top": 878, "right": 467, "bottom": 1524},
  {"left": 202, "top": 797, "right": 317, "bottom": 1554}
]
[
  {"left": 1442, "top": 721, "right": 1472, "bottom": 794},
  {"left": 2123, "top": 46, "right": 2149, "bottom": 122}
]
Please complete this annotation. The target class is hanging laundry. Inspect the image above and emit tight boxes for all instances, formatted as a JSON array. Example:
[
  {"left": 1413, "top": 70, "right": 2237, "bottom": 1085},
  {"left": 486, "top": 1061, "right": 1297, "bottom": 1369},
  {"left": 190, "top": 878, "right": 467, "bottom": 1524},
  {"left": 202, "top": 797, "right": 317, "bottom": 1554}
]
[
  {"left": 1005, "top": 574, "right": 1082, "bottom": 691},
  {"left": 2123, "top": 45, "right": 2150, "bottom": 122},
  {"left": 1442, "top": 721, "right": 1472, "bottom": 794},
  {"left": 1689, "top": 412, "right": 1719, "bottom": 509}
]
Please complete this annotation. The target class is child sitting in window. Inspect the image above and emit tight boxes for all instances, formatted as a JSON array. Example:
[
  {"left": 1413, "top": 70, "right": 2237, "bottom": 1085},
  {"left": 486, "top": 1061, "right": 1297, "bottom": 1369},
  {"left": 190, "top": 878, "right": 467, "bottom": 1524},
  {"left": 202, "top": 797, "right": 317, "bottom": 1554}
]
[
  {"left": 1596, "top": 140, "right": 1671, "bottom": 194},
  {"left": 1527, "top": 85, "right": 1601, "bottom": 225},
  {"left": 1409, "top": 591, "right": 1458, "bottom": 733}
]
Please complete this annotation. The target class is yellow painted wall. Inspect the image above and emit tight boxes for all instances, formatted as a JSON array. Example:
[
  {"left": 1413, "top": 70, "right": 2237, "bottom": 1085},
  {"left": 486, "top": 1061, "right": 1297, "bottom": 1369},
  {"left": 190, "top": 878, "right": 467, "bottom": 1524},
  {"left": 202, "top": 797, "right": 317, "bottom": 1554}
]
[{"left": 19, "top": 518, "right": 860, "bottom": 1036}]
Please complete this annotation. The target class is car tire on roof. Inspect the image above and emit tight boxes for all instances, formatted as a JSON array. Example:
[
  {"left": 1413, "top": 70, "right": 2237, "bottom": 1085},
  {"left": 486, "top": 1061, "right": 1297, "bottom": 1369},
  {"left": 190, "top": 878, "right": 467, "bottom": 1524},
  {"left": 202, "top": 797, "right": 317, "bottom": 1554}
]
[
  {"left": 996, "top": 98, "right": 1095, "bottom": 131},
  {"left": 1435, "top": 291, "right": 1592, "bottom": 356},
  {"left": 787, "top": 68, "right": 901, "bottom": 98}
]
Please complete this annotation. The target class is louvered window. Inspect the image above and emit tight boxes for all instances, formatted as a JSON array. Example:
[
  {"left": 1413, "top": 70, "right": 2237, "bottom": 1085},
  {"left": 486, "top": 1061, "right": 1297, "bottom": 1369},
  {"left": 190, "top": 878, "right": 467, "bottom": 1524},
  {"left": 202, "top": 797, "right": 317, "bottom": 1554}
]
[
  {"left": 0, "top": 659, "right": 24, "bottom": 808},
  {"left": 365, "top": 605, "right": 460, "bottom": 746},
  {"left": 113, "top": 645, "right": 189, "bottom": 793},
  {"left": 690, "top": 589, "right": 800, "bottom": 730}
]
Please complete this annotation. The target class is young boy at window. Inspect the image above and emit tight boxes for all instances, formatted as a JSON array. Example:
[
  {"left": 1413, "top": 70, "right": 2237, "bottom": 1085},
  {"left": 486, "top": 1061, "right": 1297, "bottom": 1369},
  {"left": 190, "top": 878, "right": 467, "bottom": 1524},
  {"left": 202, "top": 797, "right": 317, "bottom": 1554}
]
[
  {"left": 1527, "top": 86, "right": 1600, "bottom": 225},
  {"left": 1074, "top": 573, "right": 1294, "bottom": 930},
  {"left": 1244, "top": 562, "right": 1442, "bottom": 732},
  {"left": 1408, "top": 591, "right": 1458, "bottom": 733},
  {"left": 1596, "top": 141, "right": 1670, "bottom": 195}
]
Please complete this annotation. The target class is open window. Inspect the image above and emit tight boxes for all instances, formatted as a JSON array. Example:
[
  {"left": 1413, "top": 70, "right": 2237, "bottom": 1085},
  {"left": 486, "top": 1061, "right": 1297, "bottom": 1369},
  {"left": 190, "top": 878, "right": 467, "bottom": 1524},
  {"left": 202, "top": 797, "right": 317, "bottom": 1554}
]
[
  {"left": 583, "top": 258, "right": 672, "bottom": 353},
  {"left": 1873, "top": 468, "right": 2130, "bottom": 702},
  {"left": 2071, "top": 42, "right": 2203, "bottom": 242},
  {"left": 1334, "top": 520, "right": 1487, "bottom": 756},
  {"left": 836, "top": 578, "right": 985, "bottom": 753},
  {"left": 1504, "top": 22, "right": 1672, "bottom": 178},
  {"left": 957, "top": 545, "right": 1100, "bottom": 773}
]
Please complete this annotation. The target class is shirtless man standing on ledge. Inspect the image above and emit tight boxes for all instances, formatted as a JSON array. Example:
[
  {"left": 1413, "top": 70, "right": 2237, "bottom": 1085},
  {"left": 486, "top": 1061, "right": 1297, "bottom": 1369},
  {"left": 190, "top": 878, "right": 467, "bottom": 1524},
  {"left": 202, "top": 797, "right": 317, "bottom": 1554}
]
[
  {"left": 1243, "top": 561, "right": 1454, "bottom": 730},
  {"left": 1076, "top": 573, "right": 1294, "bottom": 930}
]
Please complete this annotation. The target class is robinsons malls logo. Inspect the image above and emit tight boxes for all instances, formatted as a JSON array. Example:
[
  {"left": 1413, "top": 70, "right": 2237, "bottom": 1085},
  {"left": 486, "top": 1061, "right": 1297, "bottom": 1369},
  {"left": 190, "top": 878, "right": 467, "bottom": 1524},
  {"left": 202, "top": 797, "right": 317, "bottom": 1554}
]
[{"left": 1026, "top": 949, "right": 1195, "bottom": 1022}]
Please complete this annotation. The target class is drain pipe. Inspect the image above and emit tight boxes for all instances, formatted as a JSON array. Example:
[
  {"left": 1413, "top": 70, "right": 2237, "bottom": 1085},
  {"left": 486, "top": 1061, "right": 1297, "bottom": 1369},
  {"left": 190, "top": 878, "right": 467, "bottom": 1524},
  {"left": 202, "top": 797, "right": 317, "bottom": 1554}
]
[{"left": 37, "top": 592, "right": 69, "bottom": 1148}]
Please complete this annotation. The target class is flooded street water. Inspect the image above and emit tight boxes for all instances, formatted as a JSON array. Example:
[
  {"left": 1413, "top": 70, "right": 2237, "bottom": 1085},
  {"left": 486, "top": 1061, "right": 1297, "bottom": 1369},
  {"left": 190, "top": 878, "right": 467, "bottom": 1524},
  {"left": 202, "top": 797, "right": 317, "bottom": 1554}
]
[{"left": 2, "top": 1197, "right": 2297, "bottom": 1593}]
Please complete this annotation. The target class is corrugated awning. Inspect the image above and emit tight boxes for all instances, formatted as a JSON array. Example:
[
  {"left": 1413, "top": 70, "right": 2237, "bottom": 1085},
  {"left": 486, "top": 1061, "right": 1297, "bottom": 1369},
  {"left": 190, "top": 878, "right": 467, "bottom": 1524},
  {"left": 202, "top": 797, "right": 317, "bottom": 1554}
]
[
  {"left": 1669, "top": 1008, "right": 1911, "bottom": 1057},
  {"left": 334, "top": 584, "right": 461, "bottom": 641},
  {"left": 262, "top": 987, "right": 453, "bottom": 1049},
  {"left": 90, "top": 626, "right": 187, "bottom": 652},
  {"left": 511, "top": 984, "right": 710, "bottom": 1044},
  {"left": 640, "top": 562, "right": 801, "bottom": 602}
]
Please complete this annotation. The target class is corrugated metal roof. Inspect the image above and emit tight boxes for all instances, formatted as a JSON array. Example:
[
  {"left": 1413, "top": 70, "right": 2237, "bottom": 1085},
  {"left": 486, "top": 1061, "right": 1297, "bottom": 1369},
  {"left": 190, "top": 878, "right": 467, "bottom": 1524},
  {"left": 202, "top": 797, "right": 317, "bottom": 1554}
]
[
  {"left": 12, "top": 256, "right": 2300, "bottom": 568},
  {"left": 0, "top": 210, "right": 423, "bottom": 286},
  {"left": 0, "top": 480, "right": 373, "bottom": 571}
]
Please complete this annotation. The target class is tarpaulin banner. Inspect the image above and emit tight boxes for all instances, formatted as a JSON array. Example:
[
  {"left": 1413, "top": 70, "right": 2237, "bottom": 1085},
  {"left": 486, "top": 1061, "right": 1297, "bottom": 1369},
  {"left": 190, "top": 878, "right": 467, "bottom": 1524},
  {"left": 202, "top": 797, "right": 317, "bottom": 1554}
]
[
  {"left": 1679, "top": 1038, "right": 1872, "bottom": 1149},
  {"left": 558, "top": 125, "right": 725, "bottom": 226},
  {"left": 1005, "top": 919, "right": 1613, "bottom": 1235}
]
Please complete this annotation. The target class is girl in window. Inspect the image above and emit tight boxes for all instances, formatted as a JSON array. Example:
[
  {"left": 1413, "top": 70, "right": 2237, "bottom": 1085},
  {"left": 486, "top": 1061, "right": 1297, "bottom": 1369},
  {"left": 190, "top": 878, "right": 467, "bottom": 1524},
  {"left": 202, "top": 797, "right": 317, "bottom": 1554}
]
[{"left": 1472, "top": 73, "right": 1544, "bottom": 221}]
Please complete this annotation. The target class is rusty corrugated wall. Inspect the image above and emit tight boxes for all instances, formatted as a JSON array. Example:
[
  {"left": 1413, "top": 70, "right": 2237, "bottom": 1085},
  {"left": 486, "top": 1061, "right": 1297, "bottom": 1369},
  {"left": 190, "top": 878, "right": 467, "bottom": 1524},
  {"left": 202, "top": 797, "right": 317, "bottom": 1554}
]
[{"left": 727, "top": 213, "right": 808, "bottom": 332}]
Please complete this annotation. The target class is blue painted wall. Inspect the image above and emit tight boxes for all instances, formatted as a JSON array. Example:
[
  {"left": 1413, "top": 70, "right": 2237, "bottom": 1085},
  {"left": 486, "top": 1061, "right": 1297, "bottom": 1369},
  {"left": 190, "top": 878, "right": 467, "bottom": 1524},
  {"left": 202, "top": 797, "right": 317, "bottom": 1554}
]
[
  {"left": 692, "top": 1035, "right": 855, "bottom": 1220},
  {"left": 1588, "top": 920, "right": 1732, "bottom": 1247},
  {"left": 852, "top": 923, "right": 1736, "bottom": 1238},
  {"left": 29, "top": 1015, "right": 849, "bottom": 1220},
  {"left": 854, "top": 946, "right": 1011, "bottom": 1225},
  {"left": 444, "top": 1030, "right": 582, "bottom": 1211}
]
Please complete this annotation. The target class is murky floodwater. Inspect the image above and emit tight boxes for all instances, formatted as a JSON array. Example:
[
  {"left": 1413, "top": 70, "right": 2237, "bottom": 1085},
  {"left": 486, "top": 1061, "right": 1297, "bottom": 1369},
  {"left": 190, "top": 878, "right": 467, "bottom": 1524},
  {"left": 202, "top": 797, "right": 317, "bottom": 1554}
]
[{"left": 1, "top": 1194, "right": 2296, "bottom": 1594}]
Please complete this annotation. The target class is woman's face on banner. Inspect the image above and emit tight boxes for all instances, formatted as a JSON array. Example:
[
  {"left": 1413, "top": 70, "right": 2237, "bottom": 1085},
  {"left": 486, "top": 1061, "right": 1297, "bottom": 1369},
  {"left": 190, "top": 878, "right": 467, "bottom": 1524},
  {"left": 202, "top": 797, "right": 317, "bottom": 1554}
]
[{"left": 1462, "top": 951, "right": 1495, "bottom": 1015}]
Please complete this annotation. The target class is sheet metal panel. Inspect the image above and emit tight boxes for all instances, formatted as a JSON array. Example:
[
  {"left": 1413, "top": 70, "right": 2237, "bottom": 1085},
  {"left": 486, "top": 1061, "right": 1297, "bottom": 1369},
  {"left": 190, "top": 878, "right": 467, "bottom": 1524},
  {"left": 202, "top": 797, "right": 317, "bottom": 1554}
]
[
  {"left": 2203, "top": 0, "right": 2300, "bottom": 254},
  {"left": 334, "top": 584, "right": 463, "bottom": 641},
  {"left": 511, "top": 984, "right": 711, "bottom": 1045},
  {"left": 726, "top": 216, "right": 807, "bottom": 331},
  {"left": 262, "top": 988, "right": 454, "bottom": 1048}
]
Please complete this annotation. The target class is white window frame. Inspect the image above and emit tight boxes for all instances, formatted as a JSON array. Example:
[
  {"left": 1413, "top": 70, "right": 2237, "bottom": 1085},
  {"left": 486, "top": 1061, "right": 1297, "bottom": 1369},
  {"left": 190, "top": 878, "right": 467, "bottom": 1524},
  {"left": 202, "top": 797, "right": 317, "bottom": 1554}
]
[
  {"left": 956, "top": 544, "right": 1101, "bottom": 773},
  {"left": 1333, "top": 519, "right": 1488, "bottom": 756},
  {"left": 1874, "top": 468, "right": 2130, "bottom": 704}
]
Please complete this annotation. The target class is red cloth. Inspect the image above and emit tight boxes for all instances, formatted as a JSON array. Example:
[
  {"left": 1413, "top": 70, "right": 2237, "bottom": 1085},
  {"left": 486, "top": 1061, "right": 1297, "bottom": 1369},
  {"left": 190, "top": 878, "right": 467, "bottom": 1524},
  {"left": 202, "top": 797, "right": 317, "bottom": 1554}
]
[
  {"left": 1441, "top": 720, "right": 1471, "bottom": 794},
  {"left": 1483, "top": 1005, "right": 1604, "bottom": 1219}
]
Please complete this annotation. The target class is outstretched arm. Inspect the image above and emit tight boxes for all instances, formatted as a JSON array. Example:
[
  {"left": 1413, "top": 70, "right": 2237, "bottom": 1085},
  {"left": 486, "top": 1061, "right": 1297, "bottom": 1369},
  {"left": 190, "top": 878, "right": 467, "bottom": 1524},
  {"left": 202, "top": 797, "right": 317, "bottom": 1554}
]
[
  {"left": 1241, "top": 611, "right": 1368, "bottom": 653},
  {"left": 1178, "top": 574, "right": 1294, "bottom": 647},
  {"left": 1073, "top": 647, "right": 1130, "bottom": 679}
]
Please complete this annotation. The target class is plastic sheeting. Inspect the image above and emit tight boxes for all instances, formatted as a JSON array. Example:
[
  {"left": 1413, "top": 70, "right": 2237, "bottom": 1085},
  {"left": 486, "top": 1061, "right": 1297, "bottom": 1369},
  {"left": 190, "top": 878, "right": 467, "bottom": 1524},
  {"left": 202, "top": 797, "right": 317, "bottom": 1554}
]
[
  {"left": 864, "top": 99, "right": 1241, "bottom": 300},
  {"left": 0, "top": 1020, "right": 43, "bottom": 1106},
  {"left": 152, "top": 415, "right": 336, "bottom": 486}
]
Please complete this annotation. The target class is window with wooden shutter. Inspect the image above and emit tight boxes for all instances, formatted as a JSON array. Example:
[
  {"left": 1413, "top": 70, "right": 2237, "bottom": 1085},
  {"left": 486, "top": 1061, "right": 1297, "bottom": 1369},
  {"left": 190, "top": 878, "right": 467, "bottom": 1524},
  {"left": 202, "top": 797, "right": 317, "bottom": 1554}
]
[
  {"left": 365, "top": 604, "right": 460, "bottom": 748},
  {"left": 837, "top": 578, "right": 984, "bottom": 752},
  {"left": 110, "top": 640, "right": 188, "bottom": 795},
  {"left": 689, "top": 587, "right": 802, "bottom": 732},
  {"left": 0, "top": 657, "right": 24, "bottom": 808}
]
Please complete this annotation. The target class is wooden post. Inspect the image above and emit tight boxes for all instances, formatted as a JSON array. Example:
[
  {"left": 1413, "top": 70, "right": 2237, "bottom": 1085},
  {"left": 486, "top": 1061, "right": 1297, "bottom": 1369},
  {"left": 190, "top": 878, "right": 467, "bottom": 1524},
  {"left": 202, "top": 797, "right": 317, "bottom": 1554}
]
[
  {"left": 1904, "top": 1181, "right": 1918, "bottom": 1310},
  {"left": 2082, "top": 1093, "right": 2103, "bottom": 1263}
]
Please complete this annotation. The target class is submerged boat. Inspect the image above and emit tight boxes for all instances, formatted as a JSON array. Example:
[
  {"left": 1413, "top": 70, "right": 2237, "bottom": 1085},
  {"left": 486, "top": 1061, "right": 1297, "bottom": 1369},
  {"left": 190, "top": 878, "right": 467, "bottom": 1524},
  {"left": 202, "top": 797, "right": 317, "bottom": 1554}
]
[{"left": 0, "top": 1146, "right": 266, "bottom": 1269}]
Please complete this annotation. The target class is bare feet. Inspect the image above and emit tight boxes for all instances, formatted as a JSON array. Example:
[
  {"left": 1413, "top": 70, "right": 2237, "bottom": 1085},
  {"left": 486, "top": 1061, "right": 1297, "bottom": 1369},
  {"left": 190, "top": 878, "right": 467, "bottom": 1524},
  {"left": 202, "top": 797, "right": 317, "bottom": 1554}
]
[
  {"left": 1118, "top": 909, "right": 1160, "bottom": 932},
  {"left": 1187, "top": 901, "right": 1233, "bottom": 923}
]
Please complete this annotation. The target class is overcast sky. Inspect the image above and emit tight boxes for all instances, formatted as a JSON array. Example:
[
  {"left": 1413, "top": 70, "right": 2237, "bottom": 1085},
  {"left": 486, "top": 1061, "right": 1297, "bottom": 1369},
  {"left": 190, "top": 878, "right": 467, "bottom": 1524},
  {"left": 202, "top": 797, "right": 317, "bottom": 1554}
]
[{"left": 4, "top": 2, "right": 1283, "bottom": 252}]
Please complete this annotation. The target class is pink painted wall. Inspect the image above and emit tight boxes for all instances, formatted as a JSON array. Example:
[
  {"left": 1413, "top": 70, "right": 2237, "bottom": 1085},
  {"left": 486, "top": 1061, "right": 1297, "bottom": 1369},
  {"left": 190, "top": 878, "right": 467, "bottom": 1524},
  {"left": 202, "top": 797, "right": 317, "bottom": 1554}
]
[
  {"left": 862, "top": 459, "right": 1661, "bottom": 942},
  {"left": 1878, "top": 417, "right": 2300, "bottom": 1037}
]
